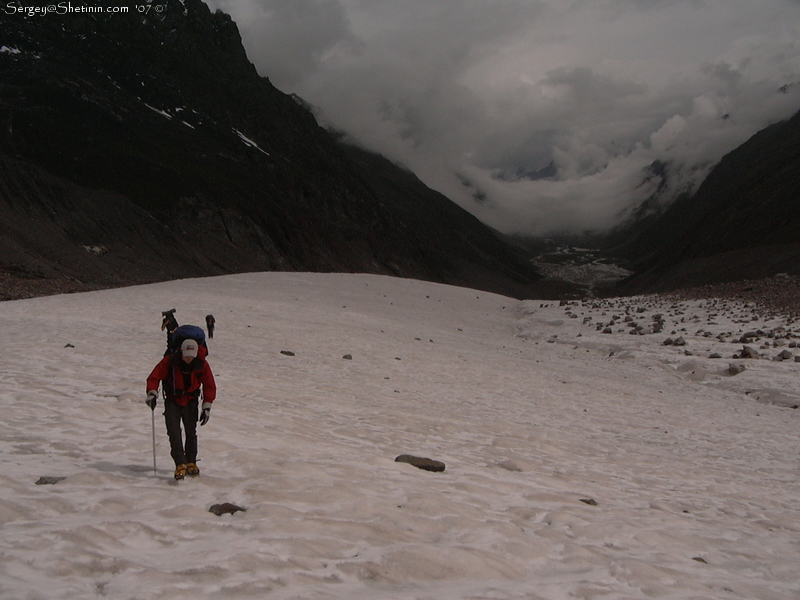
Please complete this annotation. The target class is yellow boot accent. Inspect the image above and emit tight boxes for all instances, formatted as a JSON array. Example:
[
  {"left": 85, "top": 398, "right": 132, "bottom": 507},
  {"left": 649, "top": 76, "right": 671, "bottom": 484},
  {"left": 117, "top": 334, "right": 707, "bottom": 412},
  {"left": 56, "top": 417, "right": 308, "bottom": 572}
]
[{"left": 174, "top": 464, "right": 188, "bottom": 480}]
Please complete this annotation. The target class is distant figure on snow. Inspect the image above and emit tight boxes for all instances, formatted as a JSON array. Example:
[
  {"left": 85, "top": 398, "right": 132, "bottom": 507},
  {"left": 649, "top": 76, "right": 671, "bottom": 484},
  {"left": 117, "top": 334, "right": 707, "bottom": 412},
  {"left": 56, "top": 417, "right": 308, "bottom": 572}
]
[
  {"left": 205, "top": 314, "right": 216, "bottom": 339},
  {"left": 161, "top": 309, "right": 179, "bottom": 347},
  {"left": 146, "top": 338, "right": 217, "bottom": 480}
]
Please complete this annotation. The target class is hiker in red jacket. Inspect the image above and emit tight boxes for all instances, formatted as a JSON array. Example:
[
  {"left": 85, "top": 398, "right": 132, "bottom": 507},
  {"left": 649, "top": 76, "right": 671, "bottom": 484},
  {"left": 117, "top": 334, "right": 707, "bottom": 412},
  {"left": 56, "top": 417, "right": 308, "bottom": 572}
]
[{"left": 146, "top": 338, "right": 216, "bottom": 480}]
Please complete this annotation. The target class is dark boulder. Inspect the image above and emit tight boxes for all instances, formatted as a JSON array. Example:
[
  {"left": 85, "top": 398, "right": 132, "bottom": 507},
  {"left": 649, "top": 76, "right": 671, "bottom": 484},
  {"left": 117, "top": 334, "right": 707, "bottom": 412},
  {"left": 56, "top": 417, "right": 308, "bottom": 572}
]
[
  {"left": 395, "top": 455, "right": 446, "bottom": 472},
  {"left": 209, "top": 503, "right": 246, "bottom": 516}
]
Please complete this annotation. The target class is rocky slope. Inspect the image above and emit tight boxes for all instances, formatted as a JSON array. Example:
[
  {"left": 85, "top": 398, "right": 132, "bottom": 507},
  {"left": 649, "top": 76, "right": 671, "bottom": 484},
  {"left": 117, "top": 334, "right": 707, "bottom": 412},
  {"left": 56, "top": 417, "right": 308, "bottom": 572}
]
[{"left": 614, "top": 108, "right": 800, "bottom": 294}]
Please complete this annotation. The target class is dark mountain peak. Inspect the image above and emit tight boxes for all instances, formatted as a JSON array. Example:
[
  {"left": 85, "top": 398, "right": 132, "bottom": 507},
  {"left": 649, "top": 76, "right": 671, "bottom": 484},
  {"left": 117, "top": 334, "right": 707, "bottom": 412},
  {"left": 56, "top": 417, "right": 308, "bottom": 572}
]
[
  {"left": 0, "top": 3, "right": 564, "bottom": 300},
  {"left": 613, "top": 108, "right": 800, "bottom": 294}
]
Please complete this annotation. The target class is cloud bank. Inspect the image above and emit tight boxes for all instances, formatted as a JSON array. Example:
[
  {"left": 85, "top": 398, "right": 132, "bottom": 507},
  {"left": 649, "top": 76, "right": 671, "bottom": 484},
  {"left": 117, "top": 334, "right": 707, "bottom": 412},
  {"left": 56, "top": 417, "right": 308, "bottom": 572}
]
[{"left": 205, "top": 0, "right": 800, "bottom": 236}]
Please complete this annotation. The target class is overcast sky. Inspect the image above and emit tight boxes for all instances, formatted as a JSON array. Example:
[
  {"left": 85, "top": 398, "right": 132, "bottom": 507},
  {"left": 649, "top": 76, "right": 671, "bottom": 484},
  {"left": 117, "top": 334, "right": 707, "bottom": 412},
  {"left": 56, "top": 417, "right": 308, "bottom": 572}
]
[{"left": 204, "top": 0, "right": 800, "bottom": 236}]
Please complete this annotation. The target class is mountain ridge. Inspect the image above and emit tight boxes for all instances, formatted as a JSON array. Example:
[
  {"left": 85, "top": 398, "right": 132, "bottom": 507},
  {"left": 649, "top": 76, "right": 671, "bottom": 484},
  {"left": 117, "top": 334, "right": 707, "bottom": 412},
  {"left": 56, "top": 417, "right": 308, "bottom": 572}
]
[
  {"left": 0, "top": 0, "right": 563, "bottom": 300},
  {"left": 609, "top": 108, "right": 800, "bottom": 294}
]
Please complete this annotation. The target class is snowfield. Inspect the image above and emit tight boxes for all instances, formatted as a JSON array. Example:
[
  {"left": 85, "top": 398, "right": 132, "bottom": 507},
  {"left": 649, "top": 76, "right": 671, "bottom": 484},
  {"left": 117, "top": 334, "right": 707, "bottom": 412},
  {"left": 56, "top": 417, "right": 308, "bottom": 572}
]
[{"left": 1, "top": 272, "right": 798, "bottom": 600}]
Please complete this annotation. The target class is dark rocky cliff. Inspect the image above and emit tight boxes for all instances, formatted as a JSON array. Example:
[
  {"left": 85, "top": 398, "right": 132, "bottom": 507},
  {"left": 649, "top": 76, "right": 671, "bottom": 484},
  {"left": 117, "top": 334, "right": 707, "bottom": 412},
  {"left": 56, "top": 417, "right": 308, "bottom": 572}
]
[
  {"left": 0, "top": 0, "right": 555, "bottom": 300},
  {"left": 612, "top": 108, "right": 800, "bottom": 294}
]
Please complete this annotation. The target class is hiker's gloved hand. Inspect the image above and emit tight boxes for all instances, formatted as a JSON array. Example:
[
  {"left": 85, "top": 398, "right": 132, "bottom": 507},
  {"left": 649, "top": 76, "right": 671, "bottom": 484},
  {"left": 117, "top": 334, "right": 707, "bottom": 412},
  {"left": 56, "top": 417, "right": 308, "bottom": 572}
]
[
  {"left": 199, "top": 402, "right": 212, "bottom": 426},
  {"left": 146, "top": 390, "right": 158, "bottom": 410}
]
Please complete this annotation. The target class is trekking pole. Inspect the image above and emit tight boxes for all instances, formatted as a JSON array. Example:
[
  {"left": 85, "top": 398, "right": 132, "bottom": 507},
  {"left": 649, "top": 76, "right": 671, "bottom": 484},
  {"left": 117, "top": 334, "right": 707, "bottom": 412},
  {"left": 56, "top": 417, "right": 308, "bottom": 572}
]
[{"left": 151, "top": 408, "right": 157, "bottom": 474}]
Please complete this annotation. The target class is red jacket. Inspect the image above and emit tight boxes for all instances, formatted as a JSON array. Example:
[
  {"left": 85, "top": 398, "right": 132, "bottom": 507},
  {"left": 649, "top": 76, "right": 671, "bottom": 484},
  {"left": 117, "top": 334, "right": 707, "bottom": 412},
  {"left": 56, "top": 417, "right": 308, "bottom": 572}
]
[{"left": 147, "top": 353, "right": 216, "bottom": 407}]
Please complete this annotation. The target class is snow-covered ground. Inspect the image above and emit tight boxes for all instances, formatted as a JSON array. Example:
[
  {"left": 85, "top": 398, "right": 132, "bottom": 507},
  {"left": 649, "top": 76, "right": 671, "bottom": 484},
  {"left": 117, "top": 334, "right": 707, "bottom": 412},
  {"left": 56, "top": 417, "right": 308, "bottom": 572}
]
[{"left": 1, "top": 272, "right": 798, "bottom": 600}]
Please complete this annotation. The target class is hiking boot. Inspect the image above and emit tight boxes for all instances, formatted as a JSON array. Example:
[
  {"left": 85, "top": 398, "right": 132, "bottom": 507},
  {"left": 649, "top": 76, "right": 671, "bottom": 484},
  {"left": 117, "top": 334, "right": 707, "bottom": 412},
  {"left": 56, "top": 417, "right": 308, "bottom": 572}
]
[
  {"left": 186, "top": 463, "right": 200, "bottom": 477},
  {"left": 174, "top": 464, "right": 188, "bottom": 480}
]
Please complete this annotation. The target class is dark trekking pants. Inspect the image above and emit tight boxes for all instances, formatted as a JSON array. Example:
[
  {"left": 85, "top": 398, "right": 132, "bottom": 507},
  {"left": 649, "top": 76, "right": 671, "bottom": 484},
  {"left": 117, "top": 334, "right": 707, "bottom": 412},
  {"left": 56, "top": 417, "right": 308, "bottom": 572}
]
[{"left": 164, "top": 397, "right": 199, "bottom": 466}]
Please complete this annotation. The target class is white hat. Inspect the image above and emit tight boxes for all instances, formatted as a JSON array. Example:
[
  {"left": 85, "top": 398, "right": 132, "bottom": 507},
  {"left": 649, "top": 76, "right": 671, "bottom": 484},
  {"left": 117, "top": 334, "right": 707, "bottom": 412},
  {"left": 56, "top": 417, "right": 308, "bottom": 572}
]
[{"left": 181, "top": 339, "right": 198, "bottom": 359}]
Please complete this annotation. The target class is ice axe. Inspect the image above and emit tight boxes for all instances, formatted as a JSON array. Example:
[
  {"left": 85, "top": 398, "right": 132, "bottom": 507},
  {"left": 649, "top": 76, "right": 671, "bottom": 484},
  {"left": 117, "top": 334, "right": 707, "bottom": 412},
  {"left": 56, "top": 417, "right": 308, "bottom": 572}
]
[
  {"left": 146, "top": 391, "right": 159, "bottom": 474},
  {"left": 151, "top": 405, "right": 157, "bottom": 474}
]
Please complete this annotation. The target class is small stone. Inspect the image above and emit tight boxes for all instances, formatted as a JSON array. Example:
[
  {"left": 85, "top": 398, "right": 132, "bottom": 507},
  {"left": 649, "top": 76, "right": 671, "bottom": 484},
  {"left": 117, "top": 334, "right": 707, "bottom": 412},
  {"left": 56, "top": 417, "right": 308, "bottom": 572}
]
[
  {"left": 36, "top": 476, "right": 66, "bottom": 485},
  {"left": 209, "top": 503, "right": 246, "bottom": 516},
  {"left": 727, "top": 363, "right": 746, "bottom": 376},
  {"left": 280, "top": 350, "right": 295, "bottom": 356},
  {"left": 342, "top": 354, "right": 353, "bottom": 360},
  {"left": 579, "top": 498, "right": 598, "bottom": 506},
  {"left": 498, "top": 460, "right": 522, "bottom": 472},
  {"left": 741, "top": 346, "right": 760, "bottom": 359}
]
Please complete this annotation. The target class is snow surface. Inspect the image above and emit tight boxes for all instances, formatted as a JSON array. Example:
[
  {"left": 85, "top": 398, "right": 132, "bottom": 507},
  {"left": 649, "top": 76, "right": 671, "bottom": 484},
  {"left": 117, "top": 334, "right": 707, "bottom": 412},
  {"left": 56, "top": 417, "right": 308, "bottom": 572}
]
[{"left": 1, "top": 272, "right": 799, "bottom": 600}]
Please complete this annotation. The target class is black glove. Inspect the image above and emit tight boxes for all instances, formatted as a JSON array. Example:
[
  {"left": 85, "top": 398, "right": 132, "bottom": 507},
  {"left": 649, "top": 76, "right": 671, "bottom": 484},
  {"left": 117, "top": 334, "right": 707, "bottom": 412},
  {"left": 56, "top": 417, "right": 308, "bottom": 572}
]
[
  {"left": 146, "top": 390, "right": 158, "bottom": 411},
  {"left": 199, "top": 402, "right": 211, "bottom": 426}
]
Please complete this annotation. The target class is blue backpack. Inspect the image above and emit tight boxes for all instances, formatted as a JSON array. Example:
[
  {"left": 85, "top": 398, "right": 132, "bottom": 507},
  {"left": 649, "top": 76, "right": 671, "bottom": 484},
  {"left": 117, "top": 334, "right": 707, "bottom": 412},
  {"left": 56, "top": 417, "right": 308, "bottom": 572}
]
[{"left": 166, "top": 324, "right": 208, "bottom": 357}]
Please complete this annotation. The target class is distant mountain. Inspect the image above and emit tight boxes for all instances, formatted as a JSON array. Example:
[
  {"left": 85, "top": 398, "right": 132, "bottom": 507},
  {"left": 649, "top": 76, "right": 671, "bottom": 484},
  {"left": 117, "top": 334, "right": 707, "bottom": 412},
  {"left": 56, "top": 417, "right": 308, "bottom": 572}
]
[
  {"left": 612, "top": 108, "right": 800, "bottom": 294},
  {"left": 0, "top": 0, "right": 560, "bottom": 300}
]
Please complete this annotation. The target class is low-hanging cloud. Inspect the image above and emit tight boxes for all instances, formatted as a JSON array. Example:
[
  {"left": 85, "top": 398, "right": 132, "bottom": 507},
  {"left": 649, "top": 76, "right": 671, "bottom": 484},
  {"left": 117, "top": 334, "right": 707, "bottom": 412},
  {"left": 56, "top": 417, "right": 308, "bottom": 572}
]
[{"left": 205, "top": 0, "right": 800, "bottom": 236}]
